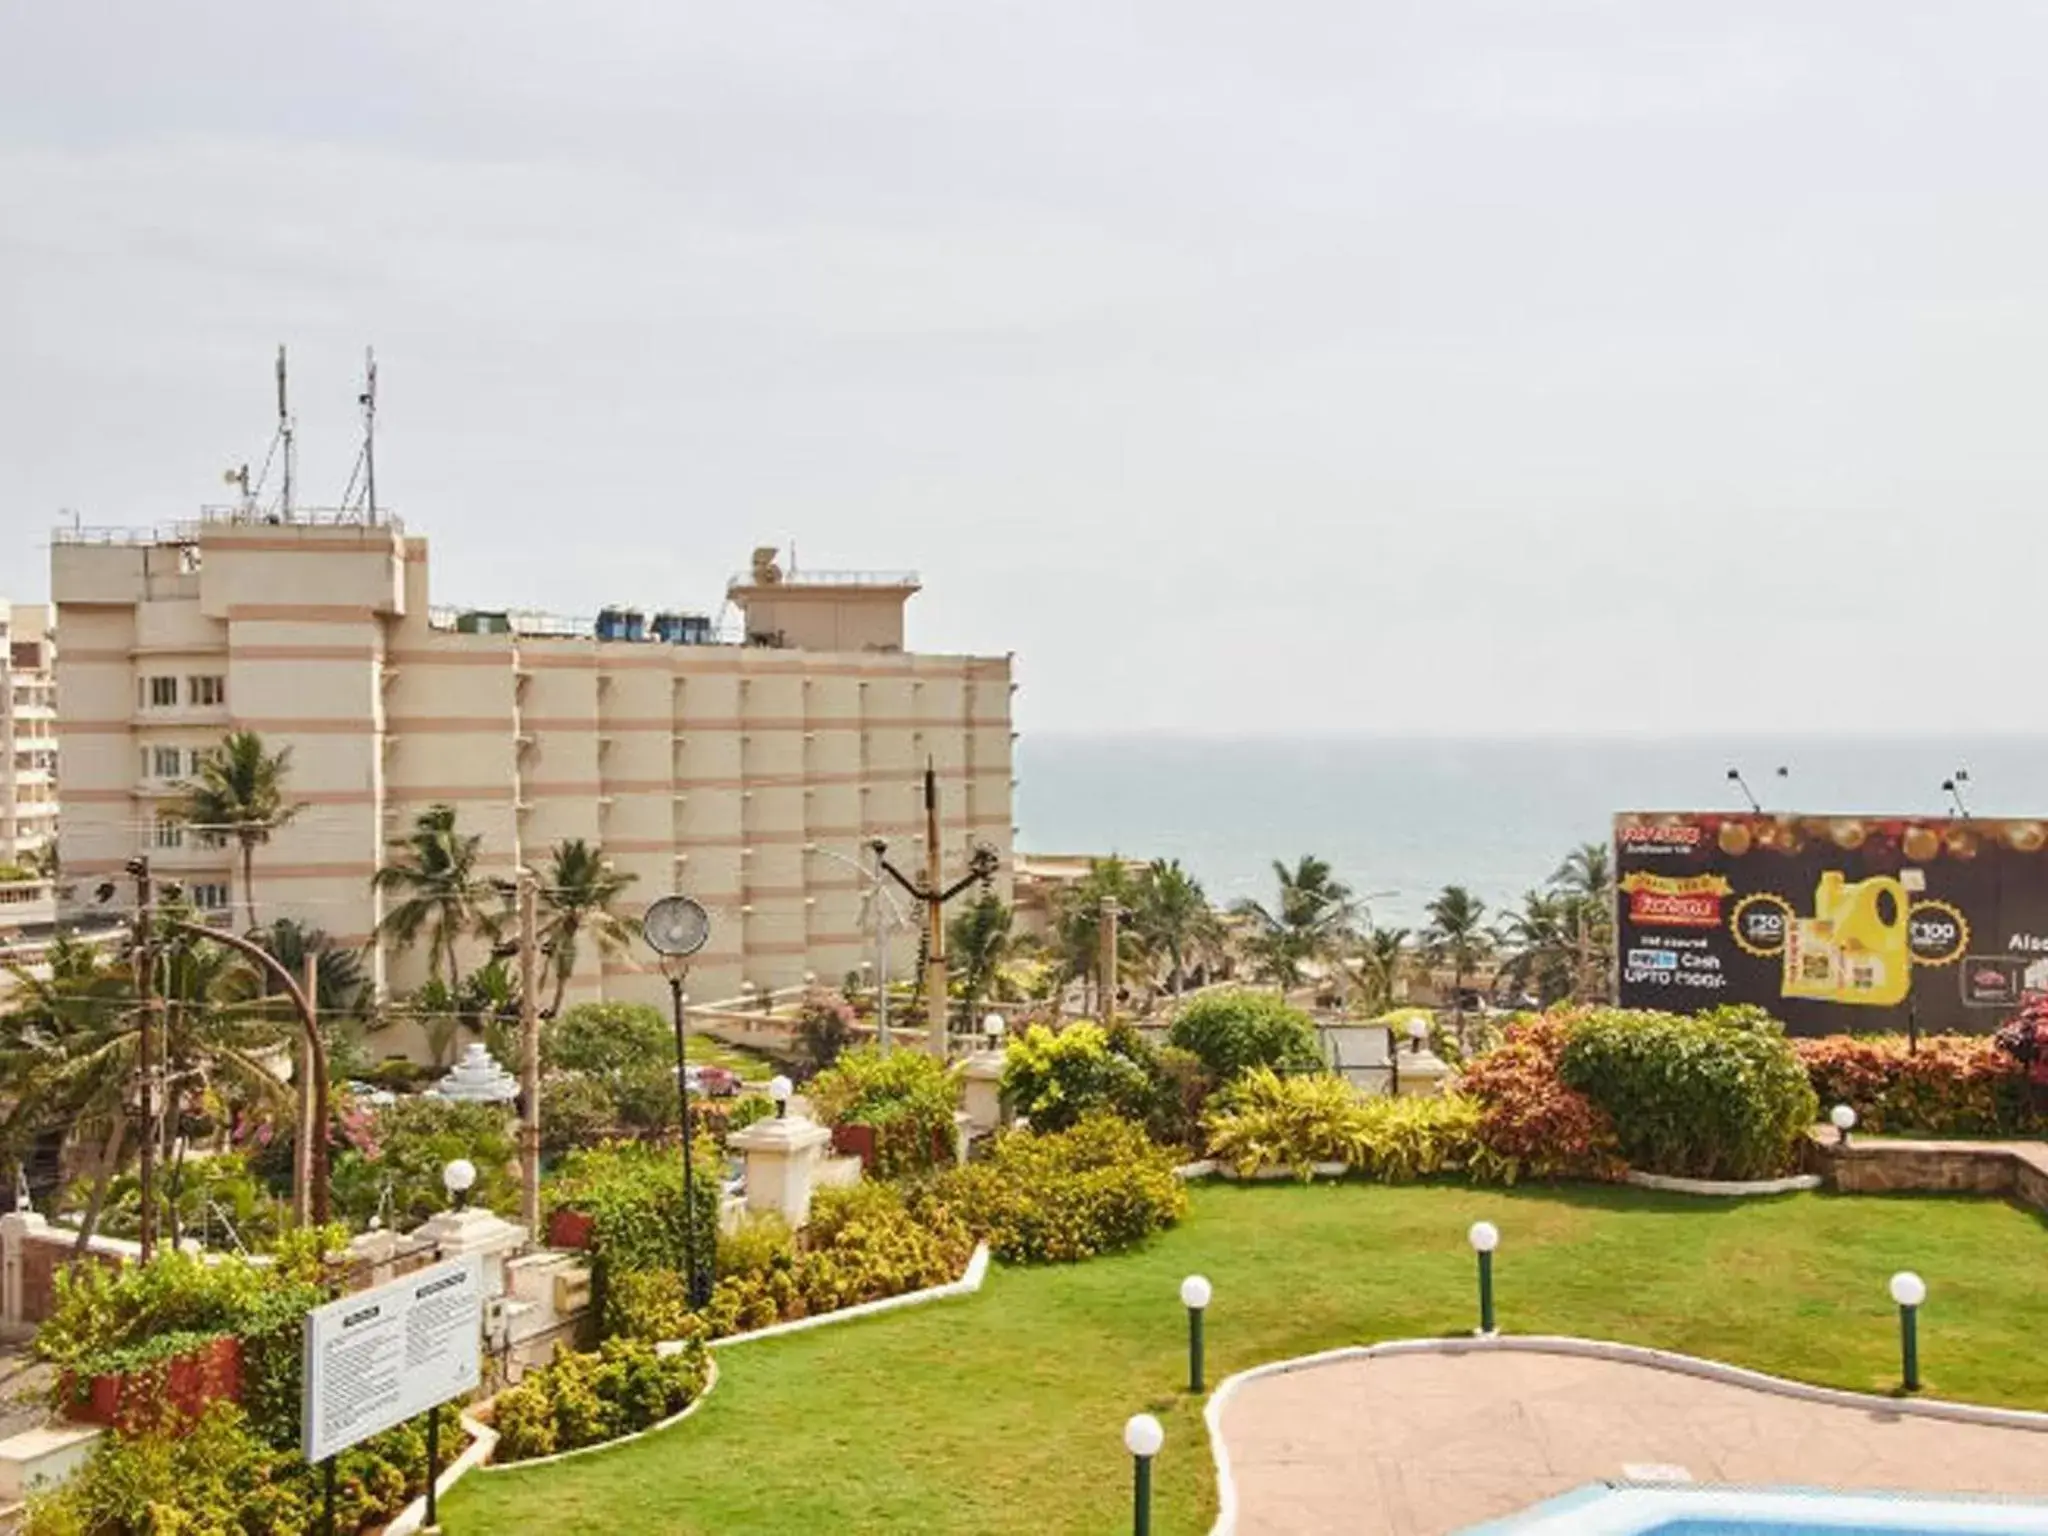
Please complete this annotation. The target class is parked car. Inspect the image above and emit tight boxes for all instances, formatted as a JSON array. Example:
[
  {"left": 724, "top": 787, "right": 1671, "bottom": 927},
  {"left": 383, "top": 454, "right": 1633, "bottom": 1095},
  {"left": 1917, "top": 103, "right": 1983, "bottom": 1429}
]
[{"left": 684, "top": 1064, "right": 742, "bottom": 1098}]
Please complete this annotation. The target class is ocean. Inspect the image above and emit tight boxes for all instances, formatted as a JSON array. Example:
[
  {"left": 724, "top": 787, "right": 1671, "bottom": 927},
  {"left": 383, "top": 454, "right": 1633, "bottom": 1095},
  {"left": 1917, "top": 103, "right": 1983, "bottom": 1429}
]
[{"left": 1013, "top": 734, "right": 2048, "bottom": 928}]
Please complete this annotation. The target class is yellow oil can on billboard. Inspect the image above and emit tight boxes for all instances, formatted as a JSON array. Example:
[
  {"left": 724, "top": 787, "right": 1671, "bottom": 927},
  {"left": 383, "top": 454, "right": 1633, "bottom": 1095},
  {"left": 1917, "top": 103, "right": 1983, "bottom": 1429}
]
[{"left": 1780, "top": 872, "right": 1912, "bottom": 1006}]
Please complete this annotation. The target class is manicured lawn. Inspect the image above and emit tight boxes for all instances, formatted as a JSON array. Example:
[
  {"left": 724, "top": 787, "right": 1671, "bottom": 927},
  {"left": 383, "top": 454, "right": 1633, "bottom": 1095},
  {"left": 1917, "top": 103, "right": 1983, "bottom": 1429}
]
[
  {"left": 440, "top": 1182, "right": 2048, "bottom": 1535},
  {"left": 687, "top": 1036, "right": 780, "bottom": 1081}
]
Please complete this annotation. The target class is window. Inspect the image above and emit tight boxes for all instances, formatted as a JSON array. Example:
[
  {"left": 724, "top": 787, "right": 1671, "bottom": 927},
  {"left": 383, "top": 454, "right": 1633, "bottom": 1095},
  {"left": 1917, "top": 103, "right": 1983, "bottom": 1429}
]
[
  {"left": 152, "top": 817, "right": 184, "bottom": 849},
  {"left": 188, "top": 676, "right": 225, "bottom": 707},
  {"left": 189, "top": 882, "right": 230, "bottom": 911},
  {"left": 145, "top": 676, "right": 177, "bottom": 708},
  {"left": 150, "top": 746, "right": 183, "bottom": 779}
]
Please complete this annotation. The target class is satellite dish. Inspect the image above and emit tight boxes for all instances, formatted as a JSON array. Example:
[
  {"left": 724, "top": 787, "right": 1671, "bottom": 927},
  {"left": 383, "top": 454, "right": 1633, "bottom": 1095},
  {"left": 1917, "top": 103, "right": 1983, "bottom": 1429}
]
[{"left": 643, "top": 895, "right": 711, "bottom": 958}]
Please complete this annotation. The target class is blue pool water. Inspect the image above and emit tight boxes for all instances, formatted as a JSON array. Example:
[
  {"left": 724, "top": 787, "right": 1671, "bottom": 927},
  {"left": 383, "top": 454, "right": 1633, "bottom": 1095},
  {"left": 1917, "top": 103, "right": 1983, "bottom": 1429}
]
[{"left": 1461, "top": 1484, "right": 2048, "bottom": 1535}]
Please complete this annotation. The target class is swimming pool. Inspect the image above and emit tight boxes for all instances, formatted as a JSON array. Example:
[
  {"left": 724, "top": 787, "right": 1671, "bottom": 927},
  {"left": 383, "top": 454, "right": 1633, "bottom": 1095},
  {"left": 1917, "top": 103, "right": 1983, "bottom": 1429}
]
[{"left": 1461, "top": 1484, "right": 2048, "bottom": 1534}]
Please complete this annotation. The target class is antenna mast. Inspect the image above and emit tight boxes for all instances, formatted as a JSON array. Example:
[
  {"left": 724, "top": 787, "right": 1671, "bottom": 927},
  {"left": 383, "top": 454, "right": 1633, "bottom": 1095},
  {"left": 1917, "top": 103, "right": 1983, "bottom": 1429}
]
[
  {"left": 358, "top": 347, "right": 378, "bottom": 524},
  {"left": 276, "top": 345, "right": 295, "bottom": 520}
]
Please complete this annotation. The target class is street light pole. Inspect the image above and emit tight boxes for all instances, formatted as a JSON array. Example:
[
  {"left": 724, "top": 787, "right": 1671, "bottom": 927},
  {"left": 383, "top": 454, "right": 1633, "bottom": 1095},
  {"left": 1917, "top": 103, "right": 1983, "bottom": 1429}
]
[
  {"left": 130, "top": 859, "right": 157, "bottom": 1263},
  {"left": 667, "top": 969, "right": 709, "bottom": 1309},
  {"left": 169, "top": 920, "right": 331, "bottom": 1227}
]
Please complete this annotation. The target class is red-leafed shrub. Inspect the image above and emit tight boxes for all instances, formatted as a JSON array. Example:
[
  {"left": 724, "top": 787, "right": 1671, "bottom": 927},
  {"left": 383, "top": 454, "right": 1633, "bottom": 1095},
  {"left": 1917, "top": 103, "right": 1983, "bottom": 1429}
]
[
  {"left": 1797, "top": 1032, "right": 2037, "bottom": 1137},
  {"left": 1457, "top": 1018, "right": 1623, "bottom": 1181},
  {"left": 1994, "top": 995, "right": 2048, "bottom": 1086}
]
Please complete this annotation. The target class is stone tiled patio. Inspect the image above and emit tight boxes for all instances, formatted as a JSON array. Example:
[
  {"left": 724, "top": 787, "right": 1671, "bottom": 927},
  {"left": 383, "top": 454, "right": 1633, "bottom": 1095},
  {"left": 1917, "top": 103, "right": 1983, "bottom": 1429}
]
[{"left": 1218, "top": 1346, "right": 2048, "bottom": 1534}]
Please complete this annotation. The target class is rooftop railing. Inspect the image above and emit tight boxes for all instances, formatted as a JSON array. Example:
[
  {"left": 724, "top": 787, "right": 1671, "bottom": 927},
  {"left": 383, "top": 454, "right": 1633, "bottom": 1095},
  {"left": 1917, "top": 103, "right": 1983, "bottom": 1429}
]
[
  {"left": 727, "top": 568, "right": 920, "bottom": 589},
  {"left": 51, "top": 506, "right": 403, "bottom": 546}
]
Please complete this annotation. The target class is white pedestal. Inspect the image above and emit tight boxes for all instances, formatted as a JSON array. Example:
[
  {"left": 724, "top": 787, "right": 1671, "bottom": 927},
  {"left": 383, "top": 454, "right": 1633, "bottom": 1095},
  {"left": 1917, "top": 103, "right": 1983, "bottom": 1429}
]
[
  {"left": 729, "top": 1114, "right": 835, "bottom": 1229},
  {"left": 1395, "top": 1046, "right": 1453, "bottom": 1097},
  {"left": 960, "top": 1048, "right": 1007, "bottom": 1137}
]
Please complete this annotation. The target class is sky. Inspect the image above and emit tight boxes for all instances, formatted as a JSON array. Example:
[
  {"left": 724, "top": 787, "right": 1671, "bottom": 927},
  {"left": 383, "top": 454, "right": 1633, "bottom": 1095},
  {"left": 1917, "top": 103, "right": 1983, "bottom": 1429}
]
[{"left": 5, "top": 3, "right": 2048, "bottom": 737}]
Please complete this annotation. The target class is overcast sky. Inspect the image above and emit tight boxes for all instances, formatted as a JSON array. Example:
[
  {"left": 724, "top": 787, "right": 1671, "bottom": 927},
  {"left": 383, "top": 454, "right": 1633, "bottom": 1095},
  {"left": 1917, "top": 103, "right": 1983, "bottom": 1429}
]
[{"left": 5, "top": 3, "right": 2046, "bottom": 736}]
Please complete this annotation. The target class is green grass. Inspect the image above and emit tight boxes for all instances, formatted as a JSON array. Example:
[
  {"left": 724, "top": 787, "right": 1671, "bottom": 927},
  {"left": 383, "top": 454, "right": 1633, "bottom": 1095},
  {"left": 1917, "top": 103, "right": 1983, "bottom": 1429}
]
[
  {"left": 687, "top": 1036, "right": 780, "bottom": 1081},
  {"left": 440, "top": 1183, "right": 2048, "bottom": 1535}
]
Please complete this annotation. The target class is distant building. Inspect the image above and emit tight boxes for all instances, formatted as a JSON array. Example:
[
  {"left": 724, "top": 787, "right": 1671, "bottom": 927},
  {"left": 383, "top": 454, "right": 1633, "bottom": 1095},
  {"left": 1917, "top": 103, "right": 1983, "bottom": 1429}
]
[
  {"left": 1, "top": 601, "right": 57, "bottom": 870},
  {"left": 52, "top": 513, "right": 1015, "bottom": 1045}
]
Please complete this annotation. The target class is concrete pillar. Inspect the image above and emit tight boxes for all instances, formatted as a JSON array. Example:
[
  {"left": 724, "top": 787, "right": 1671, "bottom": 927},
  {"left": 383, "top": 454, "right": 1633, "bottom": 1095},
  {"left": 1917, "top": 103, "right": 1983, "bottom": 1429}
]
[
  {"left": 0, "top": 1212, "right": 47, "bottom": 1333},
  {"left": 960, "top": 1047, "right": 1007, "bottom": 1136},
  {"left": 729, "top": 1114, "right": 834, "bottom": 1228}
]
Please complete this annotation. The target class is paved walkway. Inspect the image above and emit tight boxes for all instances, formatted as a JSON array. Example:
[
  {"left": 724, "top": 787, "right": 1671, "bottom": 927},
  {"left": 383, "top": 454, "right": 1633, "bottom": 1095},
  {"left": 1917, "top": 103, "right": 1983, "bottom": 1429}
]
[{"left": 1218, "top": 1347, "right": 2048, "bottom": 1534}]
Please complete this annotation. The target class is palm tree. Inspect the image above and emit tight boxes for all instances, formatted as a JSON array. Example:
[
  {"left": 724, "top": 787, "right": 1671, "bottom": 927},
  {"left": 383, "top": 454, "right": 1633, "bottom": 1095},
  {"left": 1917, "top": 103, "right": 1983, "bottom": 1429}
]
[
  {"left": 373, "top": 805, "right": 498, "bottom": 994},
  {"left": 537, "top": 840, "right": 639, "bottom": 1016},
  {"left": 947, "top": 893, "right": 1014, "bottom": 1016},
  {"left": 1132, "top": 859, "right": 1224, "bottom": 996},
  {"left": 1551, "top": 841, "right": 1616, "bottom": 1003},
  {"left": 173, "top": 731, "right": 298, "bottom": 932},
  {"left": 256, "top": 918, "right": 369, "bottom": 1018},
  {"left": 1496, "top": 889, "right": 1573, "bottom": 1006},
  {"left": 0, "top": 937, "right": 133, "bottom": 1247},
  {"left": 1421, "top": 884, "right": 1491, "bottom": 1051},
  {"left": 1048, "top": 859, "right": 1145, "bottom": 1016},
  {"left": 1231, "top": 855, "right": 1356, "bottom": 993},
  {"left": 1357, "top": 925, "right": 1411, "bottom": 1016}
]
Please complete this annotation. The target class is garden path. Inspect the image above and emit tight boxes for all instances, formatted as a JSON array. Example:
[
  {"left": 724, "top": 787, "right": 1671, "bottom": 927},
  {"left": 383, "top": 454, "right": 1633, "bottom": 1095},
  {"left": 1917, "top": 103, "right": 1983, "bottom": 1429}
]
[{"left": 1219, "top": 1345, "right": 2048, "bottom": 1534}]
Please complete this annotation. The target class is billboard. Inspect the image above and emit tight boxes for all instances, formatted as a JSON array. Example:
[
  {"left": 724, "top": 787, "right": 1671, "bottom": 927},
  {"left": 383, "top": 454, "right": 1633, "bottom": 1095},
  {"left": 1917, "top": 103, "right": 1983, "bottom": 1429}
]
[{"left": 1614, "top": 811, "right": 2048, "bottom": 1034}]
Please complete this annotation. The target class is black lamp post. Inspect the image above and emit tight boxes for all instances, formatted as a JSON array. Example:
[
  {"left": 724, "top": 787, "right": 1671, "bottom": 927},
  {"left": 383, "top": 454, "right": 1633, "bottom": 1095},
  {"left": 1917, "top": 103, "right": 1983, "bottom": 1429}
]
[{"left": 644, "top": 895, "right": 713, "bottom": 1310}]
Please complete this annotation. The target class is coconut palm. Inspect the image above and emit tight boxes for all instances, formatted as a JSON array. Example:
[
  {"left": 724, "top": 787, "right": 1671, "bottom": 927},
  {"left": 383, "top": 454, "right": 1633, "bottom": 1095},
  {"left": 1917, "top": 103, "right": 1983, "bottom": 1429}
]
[
  {"left": 1421, "top": 884, "right": 1491, "bottom": 1050},
  {"left": 1356, "top": 925, "right": 1411, "bottom": 1016},
  {"left": 1231, "top": 855, "right": 1356, "bottom": 992},
  {"left": 255, "top": 918, "right": 370, "bottom": 1018},
  {"left": 947, "top": 893, "right": 1015, "bottom": 1016},
  {"left": 1496, "top": 889, "right": 1574, "bottom": 1007},
  {"left": 173, "top": 731, "right": 299, "bottom": 931},
  {"left": 1132, "top": 859, "right": 1224, "bottom": 996},
  {"left": 1049, "top": 859, "right": 1146, "bottom": 1016},
  {"left": 0, "top": 937, "right": 133, "bottom": 1246},
  {"left": 537, "top": 839, "right": 639, "bottom": 1016},
  {"left": 373, "top": 805, "right": 498, "bottom": 994},
  {"left": 1551, "top": 841, "right": 1616, "bottom": 1002}
]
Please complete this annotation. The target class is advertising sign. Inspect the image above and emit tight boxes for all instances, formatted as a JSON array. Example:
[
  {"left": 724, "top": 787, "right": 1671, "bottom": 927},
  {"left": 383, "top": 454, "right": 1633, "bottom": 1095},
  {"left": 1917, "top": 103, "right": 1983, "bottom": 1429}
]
[
  {"left": 301, "top": 1254, "right": 483, "bottom": 1463},
  {"left": 1614, "top": 811, "right": 2048, "bottom": 1034}
]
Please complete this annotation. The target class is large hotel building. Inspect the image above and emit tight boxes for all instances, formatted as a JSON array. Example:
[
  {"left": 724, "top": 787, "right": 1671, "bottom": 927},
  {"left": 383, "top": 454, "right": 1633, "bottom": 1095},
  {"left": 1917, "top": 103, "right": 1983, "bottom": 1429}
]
[{"left": 52, "top": 513, "right": 1015, "bottom": 1025}]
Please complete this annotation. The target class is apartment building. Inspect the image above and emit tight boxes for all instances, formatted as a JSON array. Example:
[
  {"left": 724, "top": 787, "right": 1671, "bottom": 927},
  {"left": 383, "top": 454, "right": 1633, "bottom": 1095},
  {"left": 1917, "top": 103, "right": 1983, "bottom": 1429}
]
[
  {"left": 1, "top": 601, "right": 59, "bottom": 871},
  {"left": 52, "top": 514, "right": 1016, "bottom": 1031}
]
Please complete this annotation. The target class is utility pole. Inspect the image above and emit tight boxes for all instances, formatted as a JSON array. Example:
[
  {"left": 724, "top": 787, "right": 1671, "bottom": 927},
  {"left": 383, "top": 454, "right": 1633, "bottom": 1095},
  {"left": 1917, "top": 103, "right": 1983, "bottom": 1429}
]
[
  {"left": 922, "top": 764, "right": 948, "bottom": 1055},
  {"left": 129, "top": 857, "right": 157, "bottom": 1264},
  {"left": 518, "top": 872, "right": 541, "bottom": 1234},
  {"left": 1098, "top": 897, "right": 1121, "bottom": 1024},
  {"left": 295, "top": 949, "right": 317, "bottom": 1225},
  {"left": 875, "top": 762, "right": 1000, "bottom": 1059}
]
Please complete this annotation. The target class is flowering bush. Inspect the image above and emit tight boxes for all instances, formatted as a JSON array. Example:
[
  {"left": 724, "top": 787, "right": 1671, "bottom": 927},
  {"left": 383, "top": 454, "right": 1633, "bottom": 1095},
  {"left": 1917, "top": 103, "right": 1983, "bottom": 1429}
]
[
  {"left": 928, "top": 1114, "right": 1186, "bottom": 1263},
  {"left": 1797, "top": 1033, "right": 2035, "bottom": 1136},
  {"left": 1995, "top": 995, "right": 2048, "bottom": 1086},
  {"left": 1457, "top": 1018, "right": 1624, "bottom": 1181},
  {"left": 491, "top": 1338, "right": 708, "bottom": 1463}
]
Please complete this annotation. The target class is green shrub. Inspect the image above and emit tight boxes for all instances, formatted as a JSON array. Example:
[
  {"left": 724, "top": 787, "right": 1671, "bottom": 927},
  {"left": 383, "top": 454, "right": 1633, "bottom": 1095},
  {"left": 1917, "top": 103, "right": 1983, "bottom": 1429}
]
[
  {"left": 1168, "top": 991, "right": 1322, "bottom": 1081},
  {"left": 723, "top": 1094, "right": 776, "bottom": 1139},
  {"left": 489, "top": 1338, "right": 708, "bottom": 1464},
  {"left": 928, "top": 1114, "right": 1185, "bottom": 1263},
  {"left": 1560, "top": 1007, "right": 1818, "bottom": 1180},
  {"left": 999, "top": 1022, "right": 1152, "bottom": 1132},
  {"left": 609, "top": 1186, "right": 972, "bottom": 1344},
  {"left": 806, "top": 1047, "right": 960, "bottom": 1177},
  {"left": 36, "top": 1235, "right": 344, "bottom": 1449},
  {"left": 545, "top": 1002, "right": 672, "bottom": 1077},
  {"left": 1143, "top": 1043, "right": 1218, "bottom": 1150},
  {"left": 547, "top": 1141, "right": 723, "bottom": 1336},
  {"left": 541, "top": 1070, "right": 620, "bottom": 1155},
  {"left": 1795, "top": 1033, "right": 2035, "bottom": 1136},
  {"left": 1201, "top": 1069, "right": 1513, "bottom": 1183},
  {"left": 25, "top": 1398, "right": 457, "bottom": 1534}
]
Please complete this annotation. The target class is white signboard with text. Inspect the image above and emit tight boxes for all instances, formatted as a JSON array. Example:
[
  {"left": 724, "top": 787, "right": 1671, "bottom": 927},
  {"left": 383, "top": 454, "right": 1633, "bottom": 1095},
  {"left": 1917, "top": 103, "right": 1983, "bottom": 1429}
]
[{"left": 301, "top": 1254, "right": 483, "bottom": 1463}]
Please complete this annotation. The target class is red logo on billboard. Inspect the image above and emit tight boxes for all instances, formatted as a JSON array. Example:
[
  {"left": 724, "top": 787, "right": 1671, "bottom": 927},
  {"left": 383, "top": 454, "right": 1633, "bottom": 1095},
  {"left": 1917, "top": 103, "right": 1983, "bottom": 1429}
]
[{"left": 1622, "top": 872, "right": 1731, "bottom": 928}]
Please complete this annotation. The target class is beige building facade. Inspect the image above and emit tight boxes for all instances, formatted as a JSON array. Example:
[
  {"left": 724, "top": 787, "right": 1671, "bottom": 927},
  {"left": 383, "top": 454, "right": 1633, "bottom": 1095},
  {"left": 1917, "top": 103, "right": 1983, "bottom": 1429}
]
[
  {"left": 52, "top": 513, "right": 1015, "bottom": 1026},
  {"left": 1, "top": 602, "right": 58, "bottom": 870}
]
